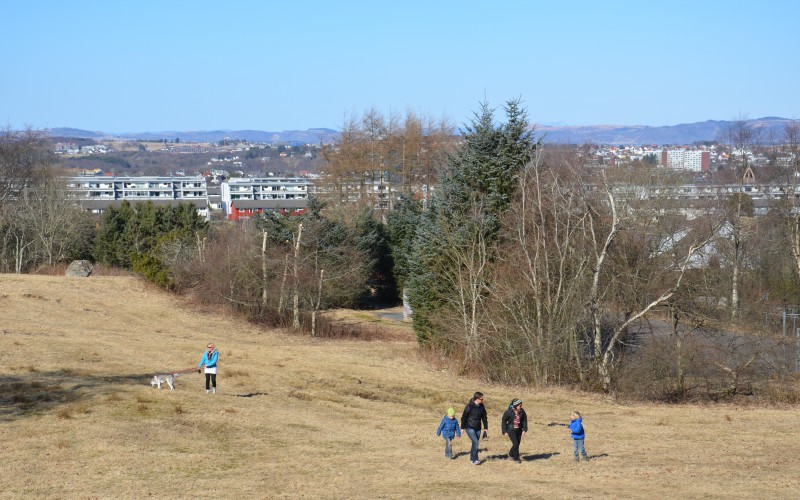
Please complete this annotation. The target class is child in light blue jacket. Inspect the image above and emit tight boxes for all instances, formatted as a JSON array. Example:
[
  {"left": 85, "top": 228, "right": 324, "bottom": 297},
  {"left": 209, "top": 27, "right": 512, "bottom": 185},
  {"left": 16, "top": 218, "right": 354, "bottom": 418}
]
[
  {"left": 436, "top": 407, "right": 462, "bottom": 459},
  {"left": 569, "top": 410, "right": 589, "bottom": 462}
]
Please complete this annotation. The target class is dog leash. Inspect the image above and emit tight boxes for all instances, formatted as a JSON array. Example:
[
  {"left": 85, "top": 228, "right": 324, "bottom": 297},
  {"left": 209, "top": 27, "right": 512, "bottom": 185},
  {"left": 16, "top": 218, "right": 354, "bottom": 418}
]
[{"left": 157, "top": 367, "right": 198, "bottom": 375}]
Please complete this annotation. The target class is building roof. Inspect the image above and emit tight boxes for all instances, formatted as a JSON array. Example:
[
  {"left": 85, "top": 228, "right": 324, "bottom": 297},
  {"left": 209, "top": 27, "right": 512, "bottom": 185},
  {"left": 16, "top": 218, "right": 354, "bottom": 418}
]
[
  {"left": 79, "top": 199, "right": 208, "bottom": 210},
  {"left": 231, "top": 199, "right": 307, "bottom": 210}
]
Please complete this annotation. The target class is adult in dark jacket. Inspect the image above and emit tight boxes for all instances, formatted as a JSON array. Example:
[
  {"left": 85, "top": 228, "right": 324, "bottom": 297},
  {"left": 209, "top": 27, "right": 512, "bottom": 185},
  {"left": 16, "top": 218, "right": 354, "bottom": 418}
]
[
  {"left": 501, "top": 398, "right": 527, "bottom": 462},
  {"left": 461, "top": 391, "right": 488, "bottom": 465}
]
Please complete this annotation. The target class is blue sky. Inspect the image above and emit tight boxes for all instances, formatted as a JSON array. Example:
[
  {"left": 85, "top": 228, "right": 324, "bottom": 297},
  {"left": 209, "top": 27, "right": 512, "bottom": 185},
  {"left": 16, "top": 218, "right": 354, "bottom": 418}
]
[{"left": 1, "top": 0, "right": 798, "bottom": 132}]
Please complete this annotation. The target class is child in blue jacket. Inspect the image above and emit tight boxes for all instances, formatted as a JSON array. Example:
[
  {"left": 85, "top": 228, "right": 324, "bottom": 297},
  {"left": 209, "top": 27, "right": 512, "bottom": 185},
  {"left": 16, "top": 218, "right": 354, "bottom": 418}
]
[
  {"left": 436, "top": 407, "right": 462, "bottom": 459},
  {"left": 569, "top": 410, "right": 589, "bottom": 462}
]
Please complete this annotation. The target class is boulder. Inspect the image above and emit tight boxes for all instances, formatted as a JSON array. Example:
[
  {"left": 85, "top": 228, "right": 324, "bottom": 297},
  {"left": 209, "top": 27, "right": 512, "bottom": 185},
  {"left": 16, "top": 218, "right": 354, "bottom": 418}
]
[{"left": 65, "top": 260, "right": 93, "bottom": 277}]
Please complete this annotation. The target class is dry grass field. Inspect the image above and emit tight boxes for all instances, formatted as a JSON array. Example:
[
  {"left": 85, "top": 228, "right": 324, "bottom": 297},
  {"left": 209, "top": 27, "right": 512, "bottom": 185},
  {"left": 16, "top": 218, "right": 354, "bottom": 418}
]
[{"left": 1, "top": 274, "right": 799, "bottom": 499}]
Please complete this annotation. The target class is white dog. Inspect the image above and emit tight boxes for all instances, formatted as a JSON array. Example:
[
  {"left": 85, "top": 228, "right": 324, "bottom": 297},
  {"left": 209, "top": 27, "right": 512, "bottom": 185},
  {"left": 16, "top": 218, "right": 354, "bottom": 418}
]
[{"left": 150, "top": 373, "right": 178, "bottom": 390}]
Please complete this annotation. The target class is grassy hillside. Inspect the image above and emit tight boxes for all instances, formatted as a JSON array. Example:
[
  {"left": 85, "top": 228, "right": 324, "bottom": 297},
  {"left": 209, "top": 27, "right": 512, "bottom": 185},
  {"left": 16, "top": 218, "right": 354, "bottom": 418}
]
[{"left": 1, "top": 274, "right": 798, "bottom": 498}]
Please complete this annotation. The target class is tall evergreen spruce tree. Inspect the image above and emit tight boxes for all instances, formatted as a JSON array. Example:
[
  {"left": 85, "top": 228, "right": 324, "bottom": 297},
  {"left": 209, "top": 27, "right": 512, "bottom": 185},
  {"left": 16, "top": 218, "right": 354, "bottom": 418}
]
[
  {"left": 386, "top": 195, "right": 423, "bottom": 295},
  {"left": 406, "top": 100, "right": 536, "bottom": 350}
]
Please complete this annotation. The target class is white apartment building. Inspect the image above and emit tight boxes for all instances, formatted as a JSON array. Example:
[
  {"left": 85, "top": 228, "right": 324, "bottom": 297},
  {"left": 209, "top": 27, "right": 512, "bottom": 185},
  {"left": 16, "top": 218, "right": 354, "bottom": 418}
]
[
  {"left": 651, "top": 150, "right": 711, "bottom": 172},
  {"left": 66, "top": 175, "right": 317, "bottom": 221},
  {"left": 220, "top": 177, "right": 314, "bottom": 220},
  {"left": 66, "top": 176, "right": 209, "bottom": 219}
]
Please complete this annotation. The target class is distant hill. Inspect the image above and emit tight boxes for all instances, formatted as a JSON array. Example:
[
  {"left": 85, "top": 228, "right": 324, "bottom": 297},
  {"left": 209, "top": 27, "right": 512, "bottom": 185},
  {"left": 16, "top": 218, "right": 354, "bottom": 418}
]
[
  {"left": 44, "top": 127, "right": 340, "bottom": 144},
  {"left": 538, "top": 117, "right": 796, "bottom": 145},
  {"left": 43, "top": 117, "right": 796, "bottom": 146},
  {"left": 45, "top": 127, "right": 105, "bottom": 139}
]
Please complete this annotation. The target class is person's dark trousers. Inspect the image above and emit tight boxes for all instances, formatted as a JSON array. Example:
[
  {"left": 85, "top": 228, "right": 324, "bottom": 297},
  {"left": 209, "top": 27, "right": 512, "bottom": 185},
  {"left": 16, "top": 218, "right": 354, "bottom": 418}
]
[
  {"left": 507, "top": 428, "right": 523, "bottom": 460},
  {"left": 465, "top": 428, "right": 481, "bottom": 463},
  {"left": 205, "top": 373, "right": 217, "bottom": 390}
]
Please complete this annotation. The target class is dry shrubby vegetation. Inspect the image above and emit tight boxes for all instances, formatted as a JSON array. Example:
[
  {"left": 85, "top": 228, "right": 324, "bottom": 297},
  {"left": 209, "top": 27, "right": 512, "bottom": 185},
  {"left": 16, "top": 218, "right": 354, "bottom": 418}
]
[
  {"left": 394, "top": 106, "right": 800, "bottom": 402},
  {"left": 3, "top": 109, "right": 800, "bottom": 405}
]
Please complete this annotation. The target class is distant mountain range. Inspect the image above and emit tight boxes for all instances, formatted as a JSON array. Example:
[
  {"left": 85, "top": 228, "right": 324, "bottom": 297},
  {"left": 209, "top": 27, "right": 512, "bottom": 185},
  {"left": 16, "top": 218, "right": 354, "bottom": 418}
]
[
  {"left": 44, "top": 127, "right": 340, "bottom": 145},
  {"left": 537, "top": 117, "right": 795, "bottom": 145},
  {"left": 45, "top": 117, "right": 797, "bottom": 146}
]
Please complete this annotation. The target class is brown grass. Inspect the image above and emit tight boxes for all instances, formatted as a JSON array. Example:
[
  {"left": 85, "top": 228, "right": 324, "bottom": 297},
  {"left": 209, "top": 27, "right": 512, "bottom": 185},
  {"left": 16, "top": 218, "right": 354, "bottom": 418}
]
[{"left": 1, "top": 273, "right": 799, "bottom": 498}]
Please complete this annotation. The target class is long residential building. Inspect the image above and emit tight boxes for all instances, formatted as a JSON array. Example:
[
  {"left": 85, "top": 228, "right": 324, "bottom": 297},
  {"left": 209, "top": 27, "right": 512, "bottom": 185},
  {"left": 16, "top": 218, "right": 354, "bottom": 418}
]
[
  {"left": 66, "top": 175, "right": 315, "bottom": 221},
  {"left": 66, "top": 175, "right": 210, "bottom": 218},
  {"left": 220, "top": 177, "right": 314, "bottom": 220}
]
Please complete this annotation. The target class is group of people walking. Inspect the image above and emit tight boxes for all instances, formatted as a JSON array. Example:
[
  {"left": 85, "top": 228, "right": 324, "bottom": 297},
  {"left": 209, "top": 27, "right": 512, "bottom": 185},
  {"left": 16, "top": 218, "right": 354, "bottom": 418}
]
[
  {"left": 193, "top": 347, "right": 591, "bottom": 465},
  {"left": 436, "top": 391, "right": 589, "bottom": 464}
]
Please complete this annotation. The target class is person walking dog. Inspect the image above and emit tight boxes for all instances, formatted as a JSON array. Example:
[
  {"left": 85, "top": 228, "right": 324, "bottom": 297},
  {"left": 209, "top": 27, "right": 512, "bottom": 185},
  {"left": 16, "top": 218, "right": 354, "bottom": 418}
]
[{"left": 198, "top": 342, "right": 219, "bottom": 394}]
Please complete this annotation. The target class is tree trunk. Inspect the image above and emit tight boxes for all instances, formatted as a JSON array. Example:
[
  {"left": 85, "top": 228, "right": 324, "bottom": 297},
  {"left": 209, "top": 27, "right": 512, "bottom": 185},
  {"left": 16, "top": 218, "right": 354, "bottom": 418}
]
[
  {"left": 402, "top": 287, "right": 412, "bottom": 322},
  {"left": 292, "top": 223, "right": 303, "bottom": 330},
  {"left": 671, "top": 305, "right": 685, "bottom": 398},
  {"left": 261, "top": 230, "right": 268, "bottom": 308},
  {"left": 731, "top": 223, "right": 741, "bottom": 319},
  {"left": 311, "top": 269, "right": 324, "bottom": 337},
  {"left": 278, "top": 254, "right": 289, "bottom": 315}
]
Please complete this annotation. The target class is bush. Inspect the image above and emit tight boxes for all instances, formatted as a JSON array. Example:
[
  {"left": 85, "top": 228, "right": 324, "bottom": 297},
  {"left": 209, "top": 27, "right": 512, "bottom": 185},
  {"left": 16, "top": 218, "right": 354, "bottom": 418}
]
[{"left": 131, "top": 252, "right": 172, "bottom": 289}]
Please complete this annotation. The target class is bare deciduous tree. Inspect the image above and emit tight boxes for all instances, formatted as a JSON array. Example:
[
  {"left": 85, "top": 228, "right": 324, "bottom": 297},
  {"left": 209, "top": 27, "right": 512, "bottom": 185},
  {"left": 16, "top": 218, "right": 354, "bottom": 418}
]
[
  {"left": 486, "top": 150, "right": 590, "bottom": 384},
  {"left": 586, "top": 171, "right": 720, "bottom": 392},
  {"left": 783, "top": 121, "right": 800, "bottom": 282},
  {"left": 721, "top": 117, "right": 761, "bottom": 318}
]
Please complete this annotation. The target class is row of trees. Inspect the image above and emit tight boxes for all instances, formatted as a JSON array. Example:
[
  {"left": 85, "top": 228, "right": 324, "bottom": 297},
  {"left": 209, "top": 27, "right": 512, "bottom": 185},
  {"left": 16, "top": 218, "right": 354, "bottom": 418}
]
[
  {"left": 169, "top": 200, "right": 385, "bottom": 337},
  {"left": 92, "top": 201, "right": 208, "bottom": 287},
  {"left": 0, "top": 129, "right": 94, "bottom": 273},
  {"left": 5, "top": 110, "right": 800, "bottom": 400},
  {"left": 319, "top": 108, "right": 455, "bottom": 210},
  {"left": 0, "top": 127, "right": 385, "bottom": 339},
  {"left": 386, "top": 103, "right": 800, "bottom": 399}
]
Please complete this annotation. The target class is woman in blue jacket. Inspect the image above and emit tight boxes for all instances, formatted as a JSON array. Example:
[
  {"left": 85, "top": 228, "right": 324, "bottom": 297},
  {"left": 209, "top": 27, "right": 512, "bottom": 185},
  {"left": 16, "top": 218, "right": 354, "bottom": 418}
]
[{"left": 198, "top": 342, "right": 219, "bottom": 394}]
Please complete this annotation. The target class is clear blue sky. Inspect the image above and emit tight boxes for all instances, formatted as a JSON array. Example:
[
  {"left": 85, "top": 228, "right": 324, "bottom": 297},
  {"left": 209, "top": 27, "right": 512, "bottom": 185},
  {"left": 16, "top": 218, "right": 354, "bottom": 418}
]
[{"left": 1, "top": 0, "right": 798, "bottom": 133}]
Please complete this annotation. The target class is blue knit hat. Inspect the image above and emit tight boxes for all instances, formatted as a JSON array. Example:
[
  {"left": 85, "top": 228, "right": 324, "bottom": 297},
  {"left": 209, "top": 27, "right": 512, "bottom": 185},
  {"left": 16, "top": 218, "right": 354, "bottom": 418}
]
[{"left": 511, "top": 398, "right": 522, "bottom": 407}]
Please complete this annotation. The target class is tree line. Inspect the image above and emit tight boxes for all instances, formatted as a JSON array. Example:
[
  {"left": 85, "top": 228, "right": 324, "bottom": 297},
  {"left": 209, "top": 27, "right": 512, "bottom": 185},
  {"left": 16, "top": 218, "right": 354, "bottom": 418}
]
[
  {"left": 383, "top": 103, "right": 800, "bottom": 401},
  {"left": 3, "top": 109, "right": 800, "bottom": 402},
  {"left": 0, "top": 129, "right": 94, "bottom": 273}
]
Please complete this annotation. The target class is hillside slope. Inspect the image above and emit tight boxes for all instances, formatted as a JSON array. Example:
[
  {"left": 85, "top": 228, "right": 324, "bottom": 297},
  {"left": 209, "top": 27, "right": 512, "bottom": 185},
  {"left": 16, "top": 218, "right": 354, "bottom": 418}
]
[{"left": 1, "top": 275, "right": 798, "bottom": 498}]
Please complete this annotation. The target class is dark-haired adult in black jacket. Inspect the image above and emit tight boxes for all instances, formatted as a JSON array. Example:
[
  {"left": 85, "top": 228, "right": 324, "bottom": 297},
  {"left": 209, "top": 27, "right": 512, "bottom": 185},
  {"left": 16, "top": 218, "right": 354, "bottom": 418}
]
[
  {"left": 461, "top": 392, "right": 488, "bottom": 465},
  {"left": 501, "top": 398, "right": 527, "bottom": 462}
]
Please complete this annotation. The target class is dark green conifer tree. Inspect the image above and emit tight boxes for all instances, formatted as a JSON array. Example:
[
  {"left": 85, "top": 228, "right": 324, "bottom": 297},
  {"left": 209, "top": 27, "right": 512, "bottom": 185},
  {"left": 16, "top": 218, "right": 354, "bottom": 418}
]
[
  {"left": 386, "top": 195, "right": 422, "bottom": 294},
  {"left": 405, "top": 99, "right": 537, "bottom": 347}
]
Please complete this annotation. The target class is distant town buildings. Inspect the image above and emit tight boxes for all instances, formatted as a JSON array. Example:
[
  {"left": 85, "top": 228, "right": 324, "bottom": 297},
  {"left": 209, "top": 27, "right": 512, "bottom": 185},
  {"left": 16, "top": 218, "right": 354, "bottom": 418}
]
[
  {"left": 589, "top": 145, "right": 714, "bottom": 172},
  {"left": 66, "top": 175, "right": 210, "bottom": 219},
  {"left": 221, "top": 177, "right": 314, "bottom": 221},
  {"left": 657, "top": 149, "right": 711, "bottom": 172},
  {"left": 56, "top": 136, "right": 799, "bottom": 223},
  {"left": 54, "top": 143, "right": 108, "bottom": 155},
  {"left": 66, "top": 175, "right": 316, "bottom": 221}
]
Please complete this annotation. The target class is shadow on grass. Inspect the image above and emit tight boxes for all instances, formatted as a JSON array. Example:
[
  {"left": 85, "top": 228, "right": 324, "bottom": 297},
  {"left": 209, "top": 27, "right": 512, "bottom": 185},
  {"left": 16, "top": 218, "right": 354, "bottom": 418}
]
[
  {"left": 522, "top": 452, "right": 559, "bottom": 461},
  {"left": 230, "top": 392, "right": 268, "bottom": 398},
  {"left": 0, "top": 370, "right": 155, "bottom": 422},
  {"left": 482, "top": 452, "right": 560, "bottom": 462},
  {"left": 457, "top": 451, "right": 560, "bottom": 464}
]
